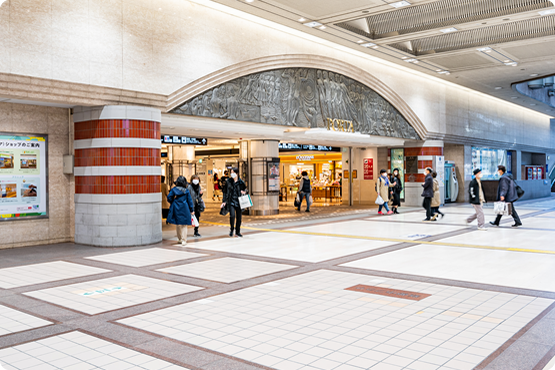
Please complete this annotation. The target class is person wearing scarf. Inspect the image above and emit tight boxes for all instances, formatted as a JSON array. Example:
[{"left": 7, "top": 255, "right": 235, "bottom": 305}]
[
  {"left": 377, "top": 169, "right": 396, "bottom": 215},
  {"left": 188, "top": 174, "right": 205, "bottom": 237}
]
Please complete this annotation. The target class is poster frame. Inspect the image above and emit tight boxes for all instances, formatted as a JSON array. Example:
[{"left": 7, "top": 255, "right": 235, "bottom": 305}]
[
  {"left": 267, "top": 158, "right": 281, "bottom": 194},
  {"left": 0, "top": 132, "right": 49, "bottom": 222}
]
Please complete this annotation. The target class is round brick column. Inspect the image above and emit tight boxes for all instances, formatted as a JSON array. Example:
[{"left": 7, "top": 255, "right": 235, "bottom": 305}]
[{"left": 73, "top": 106, "right": 162, "bottom": 247}]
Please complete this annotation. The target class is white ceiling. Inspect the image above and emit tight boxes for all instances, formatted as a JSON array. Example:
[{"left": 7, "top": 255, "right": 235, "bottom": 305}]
[{"left": 208, "top": 0, "right": 555, "bottom": 117}]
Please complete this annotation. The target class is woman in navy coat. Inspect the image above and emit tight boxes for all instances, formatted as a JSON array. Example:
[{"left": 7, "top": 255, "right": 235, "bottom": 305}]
[{"left": 167, "top": 176, "right": 194, "bottom": 245}]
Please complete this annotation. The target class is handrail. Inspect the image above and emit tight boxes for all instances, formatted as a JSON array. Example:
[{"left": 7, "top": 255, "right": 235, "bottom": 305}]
[{"left": 550, "top": 164, "right": 555, "bottom": 187}]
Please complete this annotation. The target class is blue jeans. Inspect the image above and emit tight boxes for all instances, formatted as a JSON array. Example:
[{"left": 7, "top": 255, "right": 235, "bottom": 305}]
[
  {"left": 379, "top": 202, "right": 390, "bottom": 213},
  {"left": 298, "top": 192, "right": 310, "bottom": 211}
]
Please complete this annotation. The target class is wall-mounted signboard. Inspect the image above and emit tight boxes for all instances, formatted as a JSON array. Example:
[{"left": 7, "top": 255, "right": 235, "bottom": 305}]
[
  {"left": 0, "top": 134, "right": 48, "bottom": 221},
  {"left": 278, "top": 143, "right": 341, "bottom": 152},
  {"left": 161, "top": 136, "right": 208, "bottom": 146}
]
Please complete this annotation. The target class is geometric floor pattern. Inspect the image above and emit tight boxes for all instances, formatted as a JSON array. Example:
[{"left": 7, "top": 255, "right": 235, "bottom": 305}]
[
  {"left": 0, "top": 261, "right": 110, "bottom": 289},
  {"left": 85, "top": 248, "right": 207, "bottom": 267},
  {"left": 0, "top": 305, "right": 52, "bottom": 336},
  {"left": 23, "top": 275, "right": 204, "bottom": 315},
  {"left": 2, "top": 197, "right": 555, "bottom": 370},
  {"left": 118, "top": 270, "right": 553, "bottom": 370},
  {"left": 0, "top": 331, "right": 190, "bottom": 370},
  {"left": 157, "top": 257, "right": 298, "bottom": 283}
]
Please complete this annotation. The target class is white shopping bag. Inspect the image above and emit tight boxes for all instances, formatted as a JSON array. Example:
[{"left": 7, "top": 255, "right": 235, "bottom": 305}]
[
  {"left": 375, "top": 195, "right": 385, "bottom": 205},
  {"left": 493, "top": 201, "right": 508, "bottom": 216},
  {"left": 191, "top": 215, "right": 199, "bottom": 227},
  {"left": 238, "top": 194, "right": 253, "bottom": 209}
]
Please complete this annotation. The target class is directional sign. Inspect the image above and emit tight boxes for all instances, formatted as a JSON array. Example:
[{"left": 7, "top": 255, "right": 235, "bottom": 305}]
[{"left": 161, "top": 136, "right": 208, "bottom": 146}]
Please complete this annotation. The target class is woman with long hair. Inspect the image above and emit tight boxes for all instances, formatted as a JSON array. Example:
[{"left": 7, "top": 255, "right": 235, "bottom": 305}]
[
  {"left": 389, "top": 168, "right": 403, "bottom": 214},
  {"left": 188, "top": 174, "right": 205, "bottom": 237},
  {"left": 221, "top": 167, "right": 247, "bottom": 237},
  {"left": 166, "top": 176, "right": 194, "bottom": 245}
]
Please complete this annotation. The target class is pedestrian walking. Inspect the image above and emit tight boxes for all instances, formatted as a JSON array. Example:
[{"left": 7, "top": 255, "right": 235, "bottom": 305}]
[
  {"left": 188, "top": 174, "right": 205, "bottom": 237},
  {"left": 421, "top": 167, "right": 434, "bottom": 222},
  {"left": 490, "top": 165, "right": 522, "bottom": 228},
  {"left": 298, "top": 171, "right": 312, "bottom": 212},
  {"left": 161, "top": 176, "right": 170, "bottom": 221},
  {"left": 221, "top": 167, "right": 247, "bottom": 237},
  {"left": 467, "top": 168, "right": 488, "bottom": 230},
  {"left": 377, "top": 169, "right": 396, "bottom": 215},
  {"left": 166, "top": 176, "right": 194, "bottom": 245},
  {"left": 220, "top": 170, "right": 229, "bottom": 198},
  {"left": 431, "top": 171, "right": 444, "bottom": 220},
  {"left": 389, "top": 168, "right": 403, "bottom": 214},
  {"left": 213, "top": 173, "right": 221, "bottom": 201}
]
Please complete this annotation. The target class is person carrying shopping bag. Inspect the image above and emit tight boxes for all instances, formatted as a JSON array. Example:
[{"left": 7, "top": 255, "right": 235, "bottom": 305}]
[
  {"left": 431, "top": 171, "right": 444, "bottom": 221},
  {"left": 221, "top": 167, "right": 247, "bottom": 237},
  {"left": 167, "top": 176, "right": 194, "bottom": 245},
  {"left": 188, "top": 174, "right": 205, "bottom": 237},
  {"left": 490, "top": 165, "right": 522, "bottom": 228},
  {"left": 376, "top": 169, "right": 396, "bottom": 215},
  {"left": 298, "top": 171, "right": 312, "bottom": 212}
]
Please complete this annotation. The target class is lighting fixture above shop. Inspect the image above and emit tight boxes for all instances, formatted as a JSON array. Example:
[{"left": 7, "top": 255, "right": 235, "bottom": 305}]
[
  {"left": 389, "top": 1, "right": 411, "bottom": 8},
  {"left": 298, "top": 18, "right": 306, "bottom": 22},
  {"left": 530, "top": 73, "right": 539, "bottom": 77},
  {"left": 303, "top": 21, "right": 323, "bottom": 28},
  {"left": 477, "top": 47, "right": 492, "bottom": 53},
  {"left": 361, "top": 42, "right": 378, "bottom": 48},
  {"left": 539, "top": 8, "right": 555, "bottom": 16},
  {"left": 504, "top": 62, "right": 518, "bottom": 66},
  {"left": 440, "top": 27, "right": 458, "bottom": 33},
  {"left": 438, "top": 71, "right": 451, "bottom": 75},
  {"left": 494, "top": 87, "right": 503, "bottom": 90},
  {"left": 405, "top": 58, "right": 418, "bottom": 63}
]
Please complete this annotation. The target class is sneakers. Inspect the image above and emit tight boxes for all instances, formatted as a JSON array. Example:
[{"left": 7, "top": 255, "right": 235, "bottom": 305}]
[
  {"left": 378, "top": 211, "right": 384, "bottom": 215},
  {"left": 180, "top": 240, "right": 187, "bottom": 245},
  {"left": 511, "top": 223, "right": 523, "bottom": 228},
  {"left": 478, "top": 227, "right": 488, "bottom": 231},
  {"left": 305, "top": 209, "right": 310, "bottom": 213},
  {"left": 387, "top": 211, "right": 393, "bottom": 215},
  {"left": 194, "top": 233, "right": 201, "bottom": 237},
  {"left": 229, "top": 231, "right": 234, "bottom": 237}
]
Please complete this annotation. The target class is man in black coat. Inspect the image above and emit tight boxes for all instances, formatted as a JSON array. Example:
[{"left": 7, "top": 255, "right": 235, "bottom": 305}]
[
  {"left": 490, "top": 165, "right": 522, "bottom": 228},
  {"left": 467, "top": 169, "right": 487, "bottom": 230},
  {"left": 421, "top": 167, "right": 434, "bottom": 221}
]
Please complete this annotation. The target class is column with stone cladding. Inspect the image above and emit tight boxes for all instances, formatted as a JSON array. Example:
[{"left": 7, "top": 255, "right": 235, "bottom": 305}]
[{"left": 73, "top": 106, "right": 162, "bottom": 247}]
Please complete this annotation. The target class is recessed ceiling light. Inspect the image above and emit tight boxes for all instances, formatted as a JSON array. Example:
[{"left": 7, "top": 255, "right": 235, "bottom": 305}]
[
  {"left": 405, "top": 58, "right": 418, "bottom": 63},
  {"left": 438, "top": 71, "right": 450, "bottom": 75},
  {"left": 303, "top": 21, "right": 323, "bottom": 28},
  {"left": 477, "top": 47, "right": 492, "bottom": 52},
  {"left": 440, "top": 27, "right": 458, "bottom": 33},
  {"left": 401, "top": 57, "right": 408, "bottom": 60},
  {"left": 539, "top": 9, "right": 555, "bottom": 16},
  {"left": 530, "top": 73, "right": 539, "bottom": 77},
  {"left": 298, "top": 18, "right": 306, "bottom": 22},
  {"left": 505, "top": 62, "right": 518, "bottom": 66},
  {"left": 389, "top": 1, "right": 411, "bottom": 8},
  {"left": 319, "top": 25, "right": 326, "bottom": 30},
  {"left": 436, "top": 69, "right": 442, "bottom": 72},
  {"left": 245, "top": 0, "right": 254, "bottom": 2},
  {"left": 361, "top": 42, "right": 377, "bottom": 48},
  {"left": 357, "top": 40, "right": 364, "bottom": 43},
  {"left": 494, "top": 87, "right": 503, "bottom": 90}
]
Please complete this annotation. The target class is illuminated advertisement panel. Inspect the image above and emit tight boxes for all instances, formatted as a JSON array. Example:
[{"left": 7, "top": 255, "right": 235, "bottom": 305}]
[{"left": 0, "top": 134, "right": 48, "bottom": 220}]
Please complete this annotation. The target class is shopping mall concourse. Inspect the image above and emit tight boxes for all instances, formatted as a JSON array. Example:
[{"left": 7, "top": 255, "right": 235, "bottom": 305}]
[{"left": 3, "top": 0, "right": 555, "bottom": 370}]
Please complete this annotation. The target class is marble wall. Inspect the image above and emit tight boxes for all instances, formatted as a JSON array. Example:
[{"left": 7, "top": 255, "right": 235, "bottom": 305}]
[
  {"left": 0, "top": 0, "right": 552, "bottom": 152},
  {"left": 0, "top": 102, "right": 73, "bottom": 249}
]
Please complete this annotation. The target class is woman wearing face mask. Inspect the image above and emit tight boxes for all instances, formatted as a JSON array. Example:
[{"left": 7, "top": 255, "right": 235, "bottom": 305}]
[
  {"left": 376, "top": 169, "right": 396, "bottom": 215},
  {"left": 188, "top": 174, "right": 205, "bottom": 237},
  {"left": 167, "top": 176, "right": 194, "bottom": 245},
  {"left": 467, "top": 168, "right": 488, "bottom": 230},
  {"left": 389, "top": 168, "right": 403, "bottom": 214},
  {"left": 221, "top": 167, "right": 247, "bottom": 237}
]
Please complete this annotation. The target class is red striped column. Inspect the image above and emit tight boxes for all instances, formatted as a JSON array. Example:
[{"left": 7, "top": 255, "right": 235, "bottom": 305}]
[
  {"left": 73, "top": 106, "right": 162, "bottom": 247},
  {"left": 403, "top": 141, "right": 444, "bottom": 207}
]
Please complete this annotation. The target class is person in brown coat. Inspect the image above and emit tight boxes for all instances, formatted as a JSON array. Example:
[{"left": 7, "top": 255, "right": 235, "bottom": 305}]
[{"left": 431, "top": 171, "right": 444, "bottom": 221}]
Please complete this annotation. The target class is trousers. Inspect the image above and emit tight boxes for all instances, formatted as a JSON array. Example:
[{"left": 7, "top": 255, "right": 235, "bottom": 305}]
[
  {"left": 467, "top": 204, "right": 485, "bottom": 228},
  {"left": 229, "top": 205, "right": 242, "bottom": 234},
  {"left": 176, "top": 225, "right": 187, "bottom": 242},
  {"left": 423, "top": 197, "right": 432, "bottom": 220}
]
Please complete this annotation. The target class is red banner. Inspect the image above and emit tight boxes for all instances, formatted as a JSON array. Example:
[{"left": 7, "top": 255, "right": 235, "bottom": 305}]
[{"left": 363, "top": 158, "right": 373, "bottom": 180}]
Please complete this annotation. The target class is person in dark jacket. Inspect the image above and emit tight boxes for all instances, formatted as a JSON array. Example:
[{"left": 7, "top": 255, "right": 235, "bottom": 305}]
[
  {"left": 221, "top": 167, "right": 247, "bottom": 237},
  {"left": 389, "top": 168, "right": 403, "bottom": 214},
  {"left": 490, "top": 165, "right": 522, "bottom": 228},
  {"left": 167, "top": 176, "right": 194, "bottom": 245},
  {"left": 220, "top": 170, "right": 229, "bottom": 198},
  {"left": 298, "top": 171, "right": 312, "bottom": 212},
  {"left": 467, "top": 168, "right": 488, "bottom": 230},
  {"left": 188, "top": 174, "right": 204, "bottom": 237},
  {"left": 421, "top": 167, "right": 434, "bottom": 221}
]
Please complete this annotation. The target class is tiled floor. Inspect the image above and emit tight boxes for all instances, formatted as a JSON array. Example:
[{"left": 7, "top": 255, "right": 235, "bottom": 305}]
[
  {"left": 118, "top": 270, "right": 552, "bottom": 370},
  {"left": 0, "top": 305, "right": 52, "bottom": 336},
  {"left": 0, "top": 331, "right": 189, "bottom": 370},
  {"left": 23, "top": 275, "right": 203, "bottom": 315},
  {"left": 2, "top": 198, "right": 555, "bottom": 370},
  {"left": 0, "top": 261, "right": 110, "bottom": 289},
  {"left": 157, "top": 257, "right": 298, "bottom": 283},
  {"left": 85, "top": 248, "right": 208, "bottom": 267}
]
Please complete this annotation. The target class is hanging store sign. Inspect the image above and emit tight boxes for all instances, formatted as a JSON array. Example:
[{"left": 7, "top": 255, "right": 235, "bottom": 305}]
[
  {"left": 278, "top": 143, "right": 340, "bottom": 152},
  {"left": 0, "top": 134, "right": 48, "bottom": 221},
  {"left": 161, "top": 136, "right": 208, "bottom": 146},
  {"left": 326, "top": 118, "right": 355, "bottom": 133},
  {"left": 296, "top": 155, "right": 314, "bottom": 161}
]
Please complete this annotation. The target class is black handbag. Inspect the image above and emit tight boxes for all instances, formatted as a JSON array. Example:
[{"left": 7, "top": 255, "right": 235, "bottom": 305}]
[
  {"left": 514, "top": 181, "right": 525, "bottom": 199},
  {"left": 219, "top": 205, "right": 229, "bottom": 216},
  {"left": 293, "top": 192, "right": 301, "bottom": 207}
]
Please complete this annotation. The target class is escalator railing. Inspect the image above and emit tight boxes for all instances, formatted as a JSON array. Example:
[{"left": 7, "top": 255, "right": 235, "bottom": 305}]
[{"left": 550, "top": 165, "right": 555, "bottom": 192}]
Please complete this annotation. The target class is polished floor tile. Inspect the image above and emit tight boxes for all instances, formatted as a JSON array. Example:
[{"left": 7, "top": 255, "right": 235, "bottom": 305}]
[
  {"left": 157, "top": 257, "right": 297, "bottom": 283},
  {"left": 0, "top": 331, "right": 189, "bottom": 370},
  {"left": 190, "top": 232, "right": 396, "bottom": 262},
  {"left": 0, "top": 262, "right": 110, "bottom": 289},
  {"left": 342, "top": 244, "right": 555, "bottom": 292},
  {"left": 118, "top": 270, "right": 550, "bottom": 370},
  {"left": 23, "top": 275, "right": 203, "bottom": 315},
  {"left": 0, "top": 305, "right": 52, "bottom": 336},
  {"left": 85, "top": 248, "right": 208, "bottom": 267}
]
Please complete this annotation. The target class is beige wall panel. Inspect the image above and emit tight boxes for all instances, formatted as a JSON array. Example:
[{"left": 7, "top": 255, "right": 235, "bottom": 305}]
[{"left": 0, "top": 102, "right": 73, "bottom": 249}]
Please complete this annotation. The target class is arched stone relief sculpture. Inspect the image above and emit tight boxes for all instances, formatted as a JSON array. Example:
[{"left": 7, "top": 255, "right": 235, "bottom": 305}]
[{"left": 170, "top": 68, "right": 420, "bottom": 140}]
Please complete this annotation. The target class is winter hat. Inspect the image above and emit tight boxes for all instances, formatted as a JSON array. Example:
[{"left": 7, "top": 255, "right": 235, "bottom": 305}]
[{"left": 473, "top": 169, "right": 482, "bottom": 175}]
